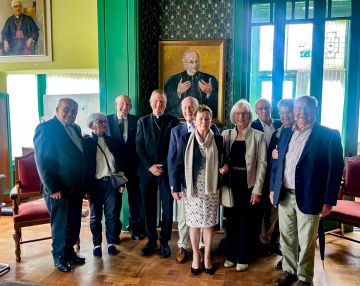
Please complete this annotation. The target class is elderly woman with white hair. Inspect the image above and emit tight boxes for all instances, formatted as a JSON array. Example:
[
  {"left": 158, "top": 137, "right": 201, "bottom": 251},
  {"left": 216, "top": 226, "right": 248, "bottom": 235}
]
[
  {"left": 1, "top": 0, "right": 39, "bottom": 55},
  {"left": 84, "top": 113, "right": 124, "bottom": 258},
  {"left": 220, "top": 99, "right": 267, "bottom": 271}
]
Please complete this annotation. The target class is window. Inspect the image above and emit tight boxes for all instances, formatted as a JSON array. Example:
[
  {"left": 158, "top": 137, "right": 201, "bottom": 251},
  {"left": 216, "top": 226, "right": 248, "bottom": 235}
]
[{"left": 7, "top": 74, "right": 39, "bottom": 158}]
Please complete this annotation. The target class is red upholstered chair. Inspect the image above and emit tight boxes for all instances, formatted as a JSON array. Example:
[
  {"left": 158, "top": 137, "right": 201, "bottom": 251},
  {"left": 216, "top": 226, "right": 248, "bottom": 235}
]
[
  {"left": 10, "top": 151, "right": 51, "bottom": 262},
  {"left": 326, "top": 155, "right": 360, "bottom": 243}
]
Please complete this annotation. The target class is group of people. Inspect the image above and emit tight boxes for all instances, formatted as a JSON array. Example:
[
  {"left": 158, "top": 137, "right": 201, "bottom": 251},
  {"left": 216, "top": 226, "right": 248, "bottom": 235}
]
[{"left": 33, "top": 91, "right": 344, "bottom": 286}]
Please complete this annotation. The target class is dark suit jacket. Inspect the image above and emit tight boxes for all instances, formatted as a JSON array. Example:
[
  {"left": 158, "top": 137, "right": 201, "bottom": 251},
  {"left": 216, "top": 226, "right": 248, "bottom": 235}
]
[
  {"left": 251, "top": 118, "right": 282, "bottom": 133},
  {"left": 83, "top": 133, "right": 123, "bottom": 190},
  {"left": 167, "top": 123, "right": 219, "bottom": 188},
  {"left": 33, "top": 116, "right": 86, "bottom": 196},
  {"left": 106, "top": 113, "right": 139, "bottom": 173},
  {"left": 173, "top": 132, "right": 224, "bottom": 193},
  {"left": 270, "top": 123, "right": 344, "bottom": 214},
  {"left": 136, "top": 113, "right": 179, "bottom": 177}
]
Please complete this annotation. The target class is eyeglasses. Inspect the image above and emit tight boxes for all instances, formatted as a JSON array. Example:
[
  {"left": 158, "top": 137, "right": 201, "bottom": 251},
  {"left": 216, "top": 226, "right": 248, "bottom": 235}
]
[
  {"left": 234, "top": 112, "right": 249, "bottom": 117},
  {"left": 95, "top": 119, "right": 107, "bottom": 124},
  {"left": 186, "top": 60, "right": 200, "bottom": 65},
  {"left": 59, "top": 106, "right": 78, "bottom": 114},
  {"left": 255, "top": 106, "right": 270, "bottom": 111}
]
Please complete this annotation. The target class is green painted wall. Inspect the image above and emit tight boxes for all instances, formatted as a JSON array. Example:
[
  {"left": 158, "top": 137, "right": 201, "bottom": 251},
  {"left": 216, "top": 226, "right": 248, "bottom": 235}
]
[
  {"left": 98, "top": 0, "right": 140, "bottom": 115},
  {"left": 0, "top": 0, "right": 98, "bottom": 74}
]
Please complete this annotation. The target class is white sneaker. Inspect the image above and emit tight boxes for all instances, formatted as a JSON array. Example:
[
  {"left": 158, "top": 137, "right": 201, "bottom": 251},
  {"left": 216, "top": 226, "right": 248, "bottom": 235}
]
[
  {"left": 224, "top": 260, "right": 235, "bottom": 268},
  {"left": 236, "top": 263, "right": 248, "bottom": 271}
]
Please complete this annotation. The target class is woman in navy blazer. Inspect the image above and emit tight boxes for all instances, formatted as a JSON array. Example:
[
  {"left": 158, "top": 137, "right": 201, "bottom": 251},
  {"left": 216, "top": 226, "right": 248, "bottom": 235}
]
[{"left": 174, "top": 105, "right": 224, "bottom": 276}]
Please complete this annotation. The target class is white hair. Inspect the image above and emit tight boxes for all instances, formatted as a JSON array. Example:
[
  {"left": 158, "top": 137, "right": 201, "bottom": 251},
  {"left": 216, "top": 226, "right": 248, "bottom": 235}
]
[{"left": 11, "top": 0, "right": 23, "bottom": 7}]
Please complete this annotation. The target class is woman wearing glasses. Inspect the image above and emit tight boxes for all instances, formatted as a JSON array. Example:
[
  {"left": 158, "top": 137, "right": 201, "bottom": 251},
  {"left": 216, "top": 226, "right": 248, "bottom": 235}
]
[
  {"left": 84, "top": 113, "right": 124, "bottom": 258},
  {"left": 221, "top": 100, "right": 267, "bottom": 271}
]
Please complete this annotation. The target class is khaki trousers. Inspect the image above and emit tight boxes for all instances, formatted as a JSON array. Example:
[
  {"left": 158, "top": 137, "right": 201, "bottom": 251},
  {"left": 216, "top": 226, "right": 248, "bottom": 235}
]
[
  {"left": 177, "top": 196, "right": 204, "bottom": 249},
  {"left": 278, "top": 191, "right": 320, "bottom": 283}
]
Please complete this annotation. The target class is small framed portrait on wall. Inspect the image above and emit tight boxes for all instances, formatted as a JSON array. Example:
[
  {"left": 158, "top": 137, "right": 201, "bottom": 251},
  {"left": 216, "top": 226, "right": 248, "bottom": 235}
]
[{"left": 0, "top": 0, "right": 52, "bottom": 62}]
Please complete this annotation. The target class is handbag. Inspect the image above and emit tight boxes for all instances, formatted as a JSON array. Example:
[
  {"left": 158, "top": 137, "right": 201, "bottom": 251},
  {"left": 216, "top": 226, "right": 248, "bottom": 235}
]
[
  {"left": 220, "top": 129, "right": 234, "bottom": 208},
  {"left": 96, "top": 142, "right": 128, "bottom": 189},
  {"left": 221, "top": 184, "right": 234, "bottom": 208}
]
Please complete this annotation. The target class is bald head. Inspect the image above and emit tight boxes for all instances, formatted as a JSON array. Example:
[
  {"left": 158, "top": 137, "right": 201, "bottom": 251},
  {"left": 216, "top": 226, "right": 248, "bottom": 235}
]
[
  {"left": 182, "top": 50, "right": 200, "bottom": 76},
  {"left": 56, "top": 98, "right": 78, "bottom": 125},
  {"left": 115, "top": 95, "right": 132, "bottom": 117},
  {"left": 255, "top": 98, "right": 272, "bottom": 125}
]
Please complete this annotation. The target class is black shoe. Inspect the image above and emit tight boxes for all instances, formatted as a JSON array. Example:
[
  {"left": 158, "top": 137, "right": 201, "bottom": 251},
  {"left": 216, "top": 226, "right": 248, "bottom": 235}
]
[
  {"left": 53, "top": 256, "right": 71, "bottom": 272},
  {"left": 131, "top": 233, "right": 146, "bottom": 241},
  {"left": 93, "top": 247, "right": 102, "bottom": 257},
  {"left": 275, "top": 271, "right": 298, "bottom": 286},
  {"left": 271, "top": 242, "right": 282, "bottom": 256},
  {"left": 67, "top": 253, "right": 86, "bottom": 265},
  {"left": 140, "top": 242, "right": 157, "bottom": 256},
  {"left": 204, "top": 267, "right": 215, "bottom": 275},
  {"left": 260, "top": 243, "right": 272, "bottom": 257},
  {"left": 108, "top": 245, "right": 119, "bottom": 256},
  {"left": 191, "top": 267, "right": 201, "bottom": 275},
  {"left": 114, "top": 237, "right": 121, "bottom": 245},
  {"left": 160, "top": 243, "right": 171, "bottom": 258}
]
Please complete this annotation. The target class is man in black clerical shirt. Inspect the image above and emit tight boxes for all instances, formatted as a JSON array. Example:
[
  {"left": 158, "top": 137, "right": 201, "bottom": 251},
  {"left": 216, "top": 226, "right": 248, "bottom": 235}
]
[{"left": 136, "top": 89, "right": 179, "bottom": 258}]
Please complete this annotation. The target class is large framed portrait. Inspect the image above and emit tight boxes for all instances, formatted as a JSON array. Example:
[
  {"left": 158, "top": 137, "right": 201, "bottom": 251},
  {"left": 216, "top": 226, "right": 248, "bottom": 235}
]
[
  {"left": 159, "top": 40, "right": 226, "bottom": 124},
  {"left": 0, "top": 0, "right": 52, "bottom": 62}
]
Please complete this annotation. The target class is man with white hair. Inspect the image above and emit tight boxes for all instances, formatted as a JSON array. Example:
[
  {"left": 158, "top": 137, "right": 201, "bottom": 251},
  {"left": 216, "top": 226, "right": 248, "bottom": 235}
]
[
  {"left": 1, "top": 0, "right": 39, "bottom": 55},
  {"left": 136, "top": 89, "right": 179, "bottom": 258}
]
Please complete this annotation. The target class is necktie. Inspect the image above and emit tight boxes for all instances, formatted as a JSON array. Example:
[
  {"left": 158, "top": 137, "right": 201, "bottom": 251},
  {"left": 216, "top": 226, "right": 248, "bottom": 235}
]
[
  {"left": 119, "top": 119, "right": 125, "bottom": 136},
  {"left": 66, "top": 125, "right": 83, "bottom": 152}
]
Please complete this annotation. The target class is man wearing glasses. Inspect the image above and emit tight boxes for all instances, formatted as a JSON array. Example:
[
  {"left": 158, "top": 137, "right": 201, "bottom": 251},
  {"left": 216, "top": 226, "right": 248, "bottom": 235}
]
[
  {"left": 164, "top": 50, "right": 218, "bottom": 118},
  {"left": 34, "top": 98, "right": 86, "bottom": 272}
]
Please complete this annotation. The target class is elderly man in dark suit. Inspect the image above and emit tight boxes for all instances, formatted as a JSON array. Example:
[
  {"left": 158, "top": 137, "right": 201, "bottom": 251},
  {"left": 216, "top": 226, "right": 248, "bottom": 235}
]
[
  {"left": 168, "top": 96, "right": 219, "bottom": 264},
  {"left": 106, "top": 95, "right": 144, "bottom": 242},
  {"left": 136, "top": 89, "right": 179, "bottom": 258},
  {"left": 251, "top": 98, "right": 282, "bottom": 256},
  {"left": 33, "top": 98, "right": 86, "bottom": 272},
  {"left": 270, "top": 95, "right": 343, "bottom": 286}
]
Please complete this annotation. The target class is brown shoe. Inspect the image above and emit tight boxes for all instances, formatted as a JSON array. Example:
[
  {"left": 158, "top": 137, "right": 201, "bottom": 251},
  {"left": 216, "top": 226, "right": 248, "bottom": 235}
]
[
  {"left": 175, "top": 247, "right": 187, "bottom": 264},
  {"left": 275, "top": 271, "right": 298, "bottom": 286}
]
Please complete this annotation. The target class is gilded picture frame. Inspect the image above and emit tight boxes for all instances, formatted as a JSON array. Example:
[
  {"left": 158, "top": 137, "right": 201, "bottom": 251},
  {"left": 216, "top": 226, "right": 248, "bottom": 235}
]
[
  {"left": 0, "top": 0, "right": 52, "bottom": 63},
  {"left": 159, "top": 40, "right": 226, "bottom": 124}
]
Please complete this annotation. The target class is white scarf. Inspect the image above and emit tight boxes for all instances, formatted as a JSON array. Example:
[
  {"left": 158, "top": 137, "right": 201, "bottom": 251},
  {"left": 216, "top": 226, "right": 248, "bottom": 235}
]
[{"left": 184, "top": 129, "right": 218, "bottom": 197}]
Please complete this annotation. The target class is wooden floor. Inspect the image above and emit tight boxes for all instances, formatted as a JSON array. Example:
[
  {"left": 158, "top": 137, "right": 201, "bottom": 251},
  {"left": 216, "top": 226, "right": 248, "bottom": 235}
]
[{"left": 0, "top": 215, "right": 359, "bottom": 286}]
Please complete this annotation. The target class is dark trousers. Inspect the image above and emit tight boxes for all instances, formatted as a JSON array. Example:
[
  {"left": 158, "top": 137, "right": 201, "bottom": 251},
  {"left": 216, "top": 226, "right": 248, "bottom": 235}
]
[
  {"left": 140, "top": 174, "right": 173, "bottom": 245},
  {"left": 125, "top": 172, "right": 144, "bottom": 235},
  {"left": 44, "top": 193, "right": 83, "bottom": 258},
  {"left": 89, "top": 179, "right": 121, "bottom": 246},
  {"left": 225, "top": 170, "right": 261, "bottom": 264}
]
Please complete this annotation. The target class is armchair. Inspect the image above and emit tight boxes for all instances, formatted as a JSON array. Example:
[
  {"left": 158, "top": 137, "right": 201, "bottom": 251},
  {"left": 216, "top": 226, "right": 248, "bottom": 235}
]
[
  {"left": 10, "top": 151, "right": 50, "bottom": 262},
  {"left": 326, "top": 155, "right": 360, "bottom": 243}
]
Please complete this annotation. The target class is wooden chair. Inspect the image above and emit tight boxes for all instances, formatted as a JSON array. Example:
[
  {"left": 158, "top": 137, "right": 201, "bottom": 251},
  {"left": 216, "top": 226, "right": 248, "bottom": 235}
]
[
  {"left": 326, "top": 155, "right": 360, "bottom": 243},
  {"left": 10, "top": 151, "right": 51, "bottom": 262}
]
